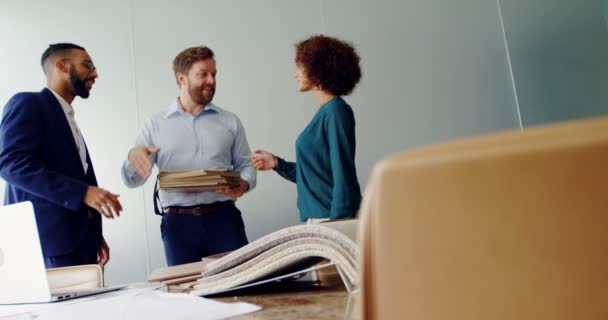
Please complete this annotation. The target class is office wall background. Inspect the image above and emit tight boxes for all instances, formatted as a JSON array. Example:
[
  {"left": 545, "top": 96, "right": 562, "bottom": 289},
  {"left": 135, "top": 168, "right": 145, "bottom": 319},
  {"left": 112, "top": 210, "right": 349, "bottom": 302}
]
[{"left": 0, "top": 0, "right": 605, "bottom": 284}]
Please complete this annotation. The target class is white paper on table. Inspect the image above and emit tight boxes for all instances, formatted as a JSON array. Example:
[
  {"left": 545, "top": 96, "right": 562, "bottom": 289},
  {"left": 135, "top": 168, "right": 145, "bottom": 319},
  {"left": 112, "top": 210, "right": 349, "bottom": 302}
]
[
  {"left": 0, "top": 286, "right": 160, "bottom": 319},
  {"left": 1, "top": 286, "right": 261, "bottom": 320}
]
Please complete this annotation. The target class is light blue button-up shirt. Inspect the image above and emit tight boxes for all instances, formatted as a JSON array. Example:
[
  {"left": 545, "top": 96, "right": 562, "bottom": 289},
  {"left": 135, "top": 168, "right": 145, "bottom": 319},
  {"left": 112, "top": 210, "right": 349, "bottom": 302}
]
[{"left": 121, "top": 99, "right": 256, "bottom": 207}]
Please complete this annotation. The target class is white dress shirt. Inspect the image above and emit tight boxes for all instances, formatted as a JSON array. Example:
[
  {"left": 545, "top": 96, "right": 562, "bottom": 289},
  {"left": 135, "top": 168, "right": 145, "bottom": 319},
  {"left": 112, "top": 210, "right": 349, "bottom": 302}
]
[
  {"left": 121, "top": 98, "right": 256, "bottom": 207},
  {"left": 49, "top": 88, "right": 88, "bottom": 173}
]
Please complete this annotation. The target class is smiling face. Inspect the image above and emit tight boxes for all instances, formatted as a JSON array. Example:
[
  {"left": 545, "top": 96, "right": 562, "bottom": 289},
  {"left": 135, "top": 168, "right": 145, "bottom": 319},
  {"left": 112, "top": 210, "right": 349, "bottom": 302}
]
[
  {"left": 64, "top": 49, "right": 98, "bottom": 98},
  {"left": 294, "top": 63, "right": 313, "bottom": 92},
  {"left": 180, "top": 58, "right": 217, "bottom": 105}
]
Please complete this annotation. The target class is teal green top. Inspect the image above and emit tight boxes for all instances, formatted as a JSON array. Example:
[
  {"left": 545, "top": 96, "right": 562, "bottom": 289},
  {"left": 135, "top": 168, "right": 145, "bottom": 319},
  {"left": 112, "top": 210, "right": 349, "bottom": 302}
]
[{"left": 275, "top": 97, "right": 361, "bottom": 221}]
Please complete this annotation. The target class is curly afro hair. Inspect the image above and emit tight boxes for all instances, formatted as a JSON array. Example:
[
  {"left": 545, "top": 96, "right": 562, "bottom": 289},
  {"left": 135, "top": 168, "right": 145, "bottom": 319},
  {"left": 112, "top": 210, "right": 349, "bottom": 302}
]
[{"left": 295, "top": 35, "right": 361, "bottom": 96}]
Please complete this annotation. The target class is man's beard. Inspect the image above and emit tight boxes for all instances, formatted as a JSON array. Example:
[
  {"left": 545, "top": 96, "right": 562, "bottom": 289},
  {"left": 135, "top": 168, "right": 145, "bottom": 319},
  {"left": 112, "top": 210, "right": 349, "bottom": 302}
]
[
  {"left": 69, "top": 67, "right": 91, "bottom": 99},
  {"left": 188, "top": 82, "right": 215, "bottom": 105}
]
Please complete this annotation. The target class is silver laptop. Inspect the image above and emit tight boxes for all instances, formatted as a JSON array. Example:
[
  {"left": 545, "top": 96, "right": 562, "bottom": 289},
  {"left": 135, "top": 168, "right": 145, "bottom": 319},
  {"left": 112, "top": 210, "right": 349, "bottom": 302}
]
[{"left": 0, "top": 201, "right": 123, "bottom": 304}]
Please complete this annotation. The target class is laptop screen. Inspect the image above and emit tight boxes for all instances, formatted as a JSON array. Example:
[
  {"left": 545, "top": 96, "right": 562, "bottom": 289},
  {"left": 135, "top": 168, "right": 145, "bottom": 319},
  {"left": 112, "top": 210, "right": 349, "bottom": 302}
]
[{"left": 0, "top": 201, "right": 53, "bottom": 304}]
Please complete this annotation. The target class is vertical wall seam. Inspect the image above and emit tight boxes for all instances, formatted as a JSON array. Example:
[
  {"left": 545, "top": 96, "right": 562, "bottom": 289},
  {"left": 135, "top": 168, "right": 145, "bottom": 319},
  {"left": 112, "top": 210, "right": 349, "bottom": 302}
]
[
  {"left": 127, "top": 0, "right": 151, "bottom": 278},
  {"left": 496, "top": 0, "right": 524, "bottom": 129}
]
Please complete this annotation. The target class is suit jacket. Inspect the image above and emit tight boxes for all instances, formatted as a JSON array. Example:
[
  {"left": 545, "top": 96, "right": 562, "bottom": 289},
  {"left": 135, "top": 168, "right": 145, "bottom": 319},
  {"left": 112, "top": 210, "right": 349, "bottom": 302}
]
[{"left": 0, "top": 88, "right": 101, "bottom": 257}]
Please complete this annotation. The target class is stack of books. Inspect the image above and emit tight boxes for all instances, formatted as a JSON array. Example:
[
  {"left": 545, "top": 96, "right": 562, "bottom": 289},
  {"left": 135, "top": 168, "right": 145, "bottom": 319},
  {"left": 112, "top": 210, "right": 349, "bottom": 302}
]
[{"left": 158, "top": 170, "right": 241, "bottom": 191}]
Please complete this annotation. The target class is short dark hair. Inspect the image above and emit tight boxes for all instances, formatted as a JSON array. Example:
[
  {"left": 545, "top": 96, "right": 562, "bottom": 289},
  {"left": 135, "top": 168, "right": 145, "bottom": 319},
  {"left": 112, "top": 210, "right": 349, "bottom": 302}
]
[
  {"left": 41, "top": 43, "right": 85, "bottom": 69},
  {"left": 172, "top": 46, "right": 215, "bottom": 85},
  {"left": 295, "top": 35, "right": 361, "bottom": 96}
]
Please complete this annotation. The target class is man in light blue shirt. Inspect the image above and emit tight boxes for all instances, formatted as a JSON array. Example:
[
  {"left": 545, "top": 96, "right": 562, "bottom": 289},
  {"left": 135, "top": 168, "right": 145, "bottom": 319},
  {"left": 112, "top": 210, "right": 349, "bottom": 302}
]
[{"left": 121, "top": 46, "right": 256, "bottom": 266}]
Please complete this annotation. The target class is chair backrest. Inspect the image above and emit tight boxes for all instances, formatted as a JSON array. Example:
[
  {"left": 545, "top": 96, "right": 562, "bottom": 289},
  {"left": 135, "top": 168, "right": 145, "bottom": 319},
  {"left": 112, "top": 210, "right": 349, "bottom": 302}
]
[
  {"left": 358, "top": 117, "right": 608, "bottom": 320},
  {"left": 47, "top": 264, "right": 104, "bottom": 291}
]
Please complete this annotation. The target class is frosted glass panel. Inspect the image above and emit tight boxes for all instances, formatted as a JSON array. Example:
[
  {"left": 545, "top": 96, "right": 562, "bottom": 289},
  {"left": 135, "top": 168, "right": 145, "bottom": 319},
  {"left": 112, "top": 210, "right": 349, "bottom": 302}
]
[
  {"left": 501, "top": 0, "right": 608, "bottom": 126},
  {"left": 0, "top": 1, "right": 148, "bottom": 284},
  {"left": 322, "top": 0, "right": 521, "bottom": 180},
  {"left": 1, "top": 0, "right": 523, "bottom": 284}
]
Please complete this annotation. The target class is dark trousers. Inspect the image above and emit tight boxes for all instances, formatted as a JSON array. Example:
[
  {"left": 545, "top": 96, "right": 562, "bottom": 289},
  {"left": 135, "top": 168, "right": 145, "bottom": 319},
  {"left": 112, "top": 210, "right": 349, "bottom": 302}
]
[
  {"left": 43, "top": 228, "right": 98, "bottom": 268},
  {"left": 161, "top": 203, "right": 248, "bottom": 266}
]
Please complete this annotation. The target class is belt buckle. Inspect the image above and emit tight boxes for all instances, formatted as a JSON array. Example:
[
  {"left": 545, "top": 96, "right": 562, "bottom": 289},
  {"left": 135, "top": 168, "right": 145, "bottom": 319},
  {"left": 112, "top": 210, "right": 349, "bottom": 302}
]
[{"left": 192, "top": 207, "right": 203, "bottom": 216}]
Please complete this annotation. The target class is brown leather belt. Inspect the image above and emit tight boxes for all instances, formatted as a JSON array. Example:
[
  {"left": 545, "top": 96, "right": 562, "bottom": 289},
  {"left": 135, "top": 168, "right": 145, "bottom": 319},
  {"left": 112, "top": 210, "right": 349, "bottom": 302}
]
[{"left": 166, "top": 200, "right": 234, "bottom": 216}]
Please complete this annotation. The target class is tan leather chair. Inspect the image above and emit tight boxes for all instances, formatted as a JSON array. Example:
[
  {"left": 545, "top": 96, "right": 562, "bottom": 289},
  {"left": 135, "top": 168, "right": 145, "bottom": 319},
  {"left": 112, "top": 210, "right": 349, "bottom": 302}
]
[
  {"left": 47, "top": 264, "right": 104, "bottom": 291},
  {"left": 359, "top": 117, "right": 608, "bottom": 320}
]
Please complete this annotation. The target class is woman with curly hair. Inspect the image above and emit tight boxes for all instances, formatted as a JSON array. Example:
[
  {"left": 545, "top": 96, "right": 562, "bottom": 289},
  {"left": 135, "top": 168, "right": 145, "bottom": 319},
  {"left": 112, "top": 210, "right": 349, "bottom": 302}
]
[{"left": 252, "top": 35, "right": 362, "bottom": 223}]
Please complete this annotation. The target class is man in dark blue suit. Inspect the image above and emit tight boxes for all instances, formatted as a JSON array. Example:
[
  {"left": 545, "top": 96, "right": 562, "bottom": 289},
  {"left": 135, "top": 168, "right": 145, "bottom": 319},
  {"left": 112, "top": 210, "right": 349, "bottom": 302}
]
[{"left": 0, "top": 43, "right": 123, "bottom": 268}]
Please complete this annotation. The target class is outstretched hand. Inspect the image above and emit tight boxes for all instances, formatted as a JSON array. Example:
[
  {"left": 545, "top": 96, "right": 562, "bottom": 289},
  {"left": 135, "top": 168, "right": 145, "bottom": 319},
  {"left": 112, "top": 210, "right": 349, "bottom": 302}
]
[
  {"left": 84, "top": 186, "right": 122, "bottom": 219},
  {"left": 128, "top": 146, "right": 160, "bottom": 178},
  {"left": 250, "top": 150, "right": 278, "bottom": 171}
]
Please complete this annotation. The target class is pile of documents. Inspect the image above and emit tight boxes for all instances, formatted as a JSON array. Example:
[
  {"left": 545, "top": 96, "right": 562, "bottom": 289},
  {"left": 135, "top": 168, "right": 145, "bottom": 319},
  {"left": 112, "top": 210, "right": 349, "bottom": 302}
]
[
  {"left": 148, "top": 219, "right": 360, "bottom": 296},
  {"left": 159, "top": 170, "right": 241, "bottom": 191}
]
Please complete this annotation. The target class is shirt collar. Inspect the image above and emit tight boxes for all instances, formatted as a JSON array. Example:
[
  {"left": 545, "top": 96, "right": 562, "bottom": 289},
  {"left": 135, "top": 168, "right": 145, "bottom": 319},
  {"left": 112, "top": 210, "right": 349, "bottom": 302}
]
[
  {"left": 165, "top": 97, "right": 219, "bottom": 118},
  {"left": 48, "top": 88, "right": 75, "bottom": 117}
]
